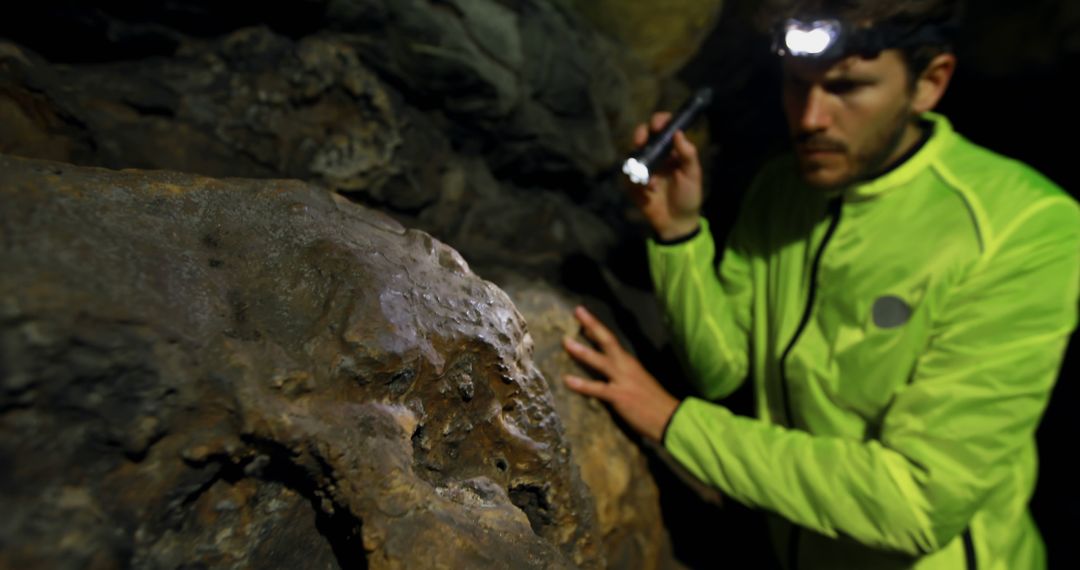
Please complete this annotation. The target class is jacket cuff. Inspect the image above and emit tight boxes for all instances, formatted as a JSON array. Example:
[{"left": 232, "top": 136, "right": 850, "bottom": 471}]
[
  {"left": 647, "top": 217, "right": 711, "bottom": 251},
  {"left": 660, "top": 399, "right": 685, "bottom": 448},
  {"left": 653, "top": 224, "right": 702, "bottom": 246}
]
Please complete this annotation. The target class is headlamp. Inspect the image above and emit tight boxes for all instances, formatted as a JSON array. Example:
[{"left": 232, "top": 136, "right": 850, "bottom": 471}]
[
  {"left": 772, "top": 17, "right": 952, "bottom": 61},
  {"left": 778, "top": 19, "right": 843, "bottom": 58}
]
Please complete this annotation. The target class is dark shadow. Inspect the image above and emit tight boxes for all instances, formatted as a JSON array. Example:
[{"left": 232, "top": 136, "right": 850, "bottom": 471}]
[
  {"left": 246, "top": 438, "right": 369, "bottom": 570},
  {"left": 2, "top": 1, "right": 328, "bottom": 64}
]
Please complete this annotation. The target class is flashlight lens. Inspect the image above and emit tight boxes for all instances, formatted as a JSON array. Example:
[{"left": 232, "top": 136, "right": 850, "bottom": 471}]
[{"left": 622, "top": 158, "right": 650, "bottom": 185}]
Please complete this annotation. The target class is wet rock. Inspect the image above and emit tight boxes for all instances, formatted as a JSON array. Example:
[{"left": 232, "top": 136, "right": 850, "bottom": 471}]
[{"left": 0, "top": 154, "right": 603, "bottom": 569}]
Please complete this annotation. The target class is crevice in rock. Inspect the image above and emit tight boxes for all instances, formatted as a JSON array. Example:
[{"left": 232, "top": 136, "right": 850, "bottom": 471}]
[
  {"left": 410, "top": 422, "right": 437, "bottom": 473},
  {"left": 178, "top": 437, "right": 369, "bottom": 569},
  {"left": 243, "top": 437, "right": 369, "bottom": 570},
  {"left": 509, "top": 483, "right": 554, "bottom": 536}
]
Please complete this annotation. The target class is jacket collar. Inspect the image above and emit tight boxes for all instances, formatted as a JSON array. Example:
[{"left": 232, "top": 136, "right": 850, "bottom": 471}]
[{"left": 844, "top": 112, "right": 955, "bottom": 200}]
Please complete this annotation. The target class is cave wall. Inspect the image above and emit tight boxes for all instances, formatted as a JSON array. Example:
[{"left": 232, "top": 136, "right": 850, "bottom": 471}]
[
  {"left": 1, "top": 1, "right": 701, "bottom": 568},
  {"left": 0, "top": 150, "right": 692, "bottom": 569},
  {"left": 1, "top": 154, "right": 610, "bottom": 568}
]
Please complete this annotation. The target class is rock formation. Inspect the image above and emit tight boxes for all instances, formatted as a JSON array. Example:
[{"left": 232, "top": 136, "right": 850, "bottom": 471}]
[
  {"left": 0, "top": 155, "right": 604, "bottom": 568},
  {"left": 0, "top": 1, "right": 697, "bottom": 565},
  {"left": 504, "top": 280, "right": 678, "bottom": 570}
]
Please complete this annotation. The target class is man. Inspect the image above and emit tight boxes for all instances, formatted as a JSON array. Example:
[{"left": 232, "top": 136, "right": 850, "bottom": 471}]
[{"left": 561, "top": 1, "right": 1080, "bottom": 568}]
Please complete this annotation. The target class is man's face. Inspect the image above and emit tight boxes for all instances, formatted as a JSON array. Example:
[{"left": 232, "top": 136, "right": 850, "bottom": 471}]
[{"left": 782, "top": 49, "right": 918, "bottom": 189}]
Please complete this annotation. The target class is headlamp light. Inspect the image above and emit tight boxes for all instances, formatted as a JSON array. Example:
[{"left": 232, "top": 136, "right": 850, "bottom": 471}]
[
  {"left": 772, "top": 17, "right": 953, "bottom": 61},
  {"left": 777, "top": 19, "right": 843, "bottom": 58}
]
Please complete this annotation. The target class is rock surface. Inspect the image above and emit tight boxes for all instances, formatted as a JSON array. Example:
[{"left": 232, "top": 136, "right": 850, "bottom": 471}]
[
  {"left": 503, "top": 280, "right": 683, "bottom": 570},
  {"left": 556, "top": 0, "right": 725, "bottom": 78},
  {"left": 2, "top": 0, "right": 651, "bottom": 190},
  {"left": 0, "top": 154, "right": 604, "bottom": 568},
  {"left": 0, "top": 28, "right": 629, "bottom": 284},
  {"left": 325, "top": 0, "right": 633, "bottom": 183}
]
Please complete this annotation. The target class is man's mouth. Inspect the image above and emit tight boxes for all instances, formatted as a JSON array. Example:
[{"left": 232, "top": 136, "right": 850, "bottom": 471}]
[
  {"left": 799, "top": 145, "right": 844, "bottom": 158},
  {"left": 795, "top": 134, "right": 846, "bottom": 157}
]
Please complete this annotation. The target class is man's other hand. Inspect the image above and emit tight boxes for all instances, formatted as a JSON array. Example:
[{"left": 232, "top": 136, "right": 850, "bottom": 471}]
[
  {"left": 561, "top": 306, "right": 680, "bottom": 443},
  {"left": 630, "top": 112, "right": 704, "bottom": 242}
]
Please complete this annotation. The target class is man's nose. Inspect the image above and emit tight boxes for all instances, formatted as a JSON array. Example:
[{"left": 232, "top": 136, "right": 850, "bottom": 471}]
[{"left": 798, "top": 86, "right": 831, "bottom": 132}]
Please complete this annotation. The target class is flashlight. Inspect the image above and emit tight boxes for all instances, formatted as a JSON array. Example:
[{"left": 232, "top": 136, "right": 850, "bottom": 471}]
[{"left": 622, "top": 87, "right": 714, "bottom": 186}]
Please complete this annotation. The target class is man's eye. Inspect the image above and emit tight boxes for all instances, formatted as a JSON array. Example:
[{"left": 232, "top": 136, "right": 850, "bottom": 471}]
[{"left": 826, "top": 80, "right": 860, "bottom": 94}]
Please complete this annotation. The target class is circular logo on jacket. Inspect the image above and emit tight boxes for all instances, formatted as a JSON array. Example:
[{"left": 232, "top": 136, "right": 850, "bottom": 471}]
[{"left": 872, "top": 295, "right": 912, "bottom": 328}]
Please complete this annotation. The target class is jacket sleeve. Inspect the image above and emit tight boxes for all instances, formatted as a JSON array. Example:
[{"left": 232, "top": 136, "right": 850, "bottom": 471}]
[
  {"left": 661, "top": 198, "right": 1080, "bottom": 555},
  {"left": 647, "top": 212, "right": 755, "bottom": 400}
]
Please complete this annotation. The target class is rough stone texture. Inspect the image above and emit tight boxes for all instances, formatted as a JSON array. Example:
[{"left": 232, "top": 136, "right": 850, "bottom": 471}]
[
  {"left": 502, "top": 280, "right": 684, "bottom": 570},
  {"left": 1, "top": 0, "right": 644, "bottom": 189},
  {"left": 324, "top": 0, "right": 634, "bottom": 183},
  {"left": 1, "top": 36, "right": 638, "bottom": 294},
  {"left": 0, "top": 154, "right": 604, "bottom": 569},
  {"left": 0, "top": 30, "right": 440, "bottom": 207}
]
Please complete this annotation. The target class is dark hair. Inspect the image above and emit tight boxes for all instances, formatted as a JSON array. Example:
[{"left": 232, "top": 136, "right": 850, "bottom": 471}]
[{"left": 757, "top": 0, "right": 962, "bottom": 81}]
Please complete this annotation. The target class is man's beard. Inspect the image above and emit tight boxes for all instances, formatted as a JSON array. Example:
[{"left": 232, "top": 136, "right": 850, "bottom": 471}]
[
  {"left": 793, "top": 102, "right": 914, "bottom": 189},
  {"left": 855, "top": 102, "right": 915, "bottom": 183}
]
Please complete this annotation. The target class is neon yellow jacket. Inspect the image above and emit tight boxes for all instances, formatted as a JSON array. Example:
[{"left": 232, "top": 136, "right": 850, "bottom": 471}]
[{"left": 648, "top": 113, "right": 1079, "bottom": 569}]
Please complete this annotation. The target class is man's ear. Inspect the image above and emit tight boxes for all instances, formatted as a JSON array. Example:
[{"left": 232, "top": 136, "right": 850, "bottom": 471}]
[{"left": 912, "top": 53, "right": 956, "bottom": 113}]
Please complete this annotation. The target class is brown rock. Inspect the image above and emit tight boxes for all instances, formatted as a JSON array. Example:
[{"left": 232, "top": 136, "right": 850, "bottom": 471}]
[
  {"left": 0, "top": 155, "right": 604, "bottom": 568},
  {"left": 502, "top": 280, "right": 685, "bottom": 570}
]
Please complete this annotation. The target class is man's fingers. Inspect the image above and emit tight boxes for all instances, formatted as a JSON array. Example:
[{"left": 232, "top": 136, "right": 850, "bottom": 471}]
[
  {"left": 673, "top": 131, "right": 698, "bottom": 164},
  {"left": 563, "top": 374, "right": 611, "bottom": 401},
  {"left": 574, "top": 306, "right": 620, "bottom": 354},
  {"left": 651, "top": 112, "right": 673, "bottom": 133},
  {"left": 563, "top": 337, "right": 612, "bottom": 375},
  {"left": 633, "top": 123, "right": 648, "bottom": 147}
]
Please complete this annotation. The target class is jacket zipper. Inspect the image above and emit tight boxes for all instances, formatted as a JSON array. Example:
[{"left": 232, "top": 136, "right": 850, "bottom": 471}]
[
  {"left": 780, "top": 196, "right": 843, "bottom": 427},
  {"left": 781, "top": 196, "right": 843, "bottom": 570},
  {"left": 963, "top": 528, "right": 978, "bottom": 569}
]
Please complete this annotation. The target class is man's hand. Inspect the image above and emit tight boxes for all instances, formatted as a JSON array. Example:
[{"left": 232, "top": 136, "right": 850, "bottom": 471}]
[
  {"left": 630, "top": 112, "right": 705, "bottom": 242},
  {"left": 561, "top": 306, "right": 680, "bottom": 443}
]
